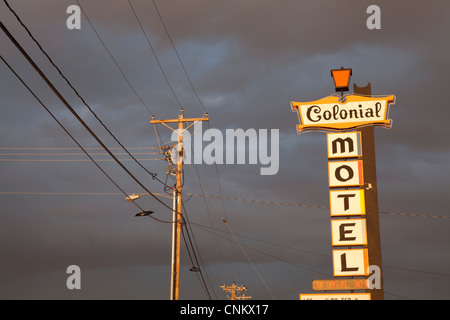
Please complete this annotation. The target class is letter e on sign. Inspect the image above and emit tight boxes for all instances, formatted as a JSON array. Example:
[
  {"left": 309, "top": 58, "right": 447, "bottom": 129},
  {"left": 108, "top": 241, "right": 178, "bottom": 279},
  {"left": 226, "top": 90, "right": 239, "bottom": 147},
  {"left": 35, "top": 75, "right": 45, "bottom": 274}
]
[{"left": 331, "top": 218, "right": 367, "bottom": 246}]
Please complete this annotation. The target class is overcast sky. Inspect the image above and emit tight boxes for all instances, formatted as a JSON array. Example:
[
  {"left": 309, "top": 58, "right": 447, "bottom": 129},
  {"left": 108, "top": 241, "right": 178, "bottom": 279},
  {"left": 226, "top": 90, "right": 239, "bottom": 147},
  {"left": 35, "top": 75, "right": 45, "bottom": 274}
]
[{"left": 0, "top": 0, "right": 449, "bottom": 300}]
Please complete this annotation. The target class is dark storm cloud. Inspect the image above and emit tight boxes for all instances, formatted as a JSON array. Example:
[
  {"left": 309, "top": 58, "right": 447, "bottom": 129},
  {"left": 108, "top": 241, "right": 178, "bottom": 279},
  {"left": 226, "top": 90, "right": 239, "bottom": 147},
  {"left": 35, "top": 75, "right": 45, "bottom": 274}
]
[{"left": 0, "top": 0, "right": 449, "bottom": 300}]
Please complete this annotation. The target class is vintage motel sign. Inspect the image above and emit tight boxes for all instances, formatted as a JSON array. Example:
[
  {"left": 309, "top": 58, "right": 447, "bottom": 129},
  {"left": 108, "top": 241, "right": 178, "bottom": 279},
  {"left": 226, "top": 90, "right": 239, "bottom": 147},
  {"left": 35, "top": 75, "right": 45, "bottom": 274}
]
[
  {"left": 300, "top": 293, "right": 371, "bottom": 300},
  {"left": 294, "top": 72, "right": 395, "bottom": 300},
  {"left": 331, "top": 218, "right": 367, "bottom": 246},
  {"left": 328, "top": 160, "right": 364, "bottom": 187},
  {"left": 291, "top": 94, "right": 395, "bottom": 133},
  {"left": 332, "top": 248, "right": 369, "bottom": 277}
]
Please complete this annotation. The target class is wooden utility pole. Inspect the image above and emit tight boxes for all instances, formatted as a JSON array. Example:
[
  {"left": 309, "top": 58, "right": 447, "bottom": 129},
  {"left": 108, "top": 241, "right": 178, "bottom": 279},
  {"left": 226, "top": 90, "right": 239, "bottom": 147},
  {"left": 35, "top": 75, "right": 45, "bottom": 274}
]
[
  {"left": 151, "top": 109, "right": 209, "bottom": 300},
  {"left": 354, "top": 83, "right": 384, "bottom": 300},
  {"left": 220, "top": 282, "right": 252, "bottom": 300}
]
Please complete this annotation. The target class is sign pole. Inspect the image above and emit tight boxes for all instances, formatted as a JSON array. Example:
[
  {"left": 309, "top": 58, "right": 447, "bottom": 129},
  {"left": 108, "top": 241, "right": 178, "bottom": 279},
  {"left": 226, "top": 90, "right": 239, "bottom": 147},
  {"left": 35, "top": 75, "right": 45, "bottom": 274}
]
[{"left": 354, "top": 83, "right": 384, "bottom": 300}]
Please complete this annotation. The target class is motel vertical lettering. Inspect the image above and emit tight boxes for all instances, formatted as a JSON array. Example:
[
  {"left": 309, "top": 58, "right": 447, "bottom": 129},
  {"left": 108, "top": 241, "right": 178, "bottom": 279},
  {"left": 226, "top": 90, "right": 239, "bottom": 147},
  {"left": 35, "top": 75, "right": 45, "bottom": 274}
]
[{"left": 328, "top": 131, "right": 369, "bottom": 278}]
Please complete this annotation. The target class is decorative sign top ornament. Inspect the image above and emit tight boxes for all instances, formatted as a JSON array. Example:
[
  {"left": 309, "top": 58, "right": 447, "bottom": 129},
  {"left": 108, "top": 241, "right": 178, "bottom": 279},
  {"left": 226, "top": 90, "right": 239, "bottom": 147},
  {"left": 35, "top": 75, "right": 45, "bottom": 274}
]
[{"left": 291, "top": 94, "right": 395, "bottom": 133}]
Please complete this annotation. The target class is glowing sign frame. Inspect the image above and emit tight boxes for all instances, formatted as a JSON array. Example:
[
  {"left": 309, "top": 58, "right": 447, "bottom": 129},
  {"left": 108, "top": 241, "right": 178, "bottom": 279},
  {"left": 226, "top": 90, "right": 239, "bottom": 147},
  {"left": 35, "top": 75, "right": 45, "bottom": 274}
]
[{"left": 291, "top": 94, "right": 395, "bottom": 133}]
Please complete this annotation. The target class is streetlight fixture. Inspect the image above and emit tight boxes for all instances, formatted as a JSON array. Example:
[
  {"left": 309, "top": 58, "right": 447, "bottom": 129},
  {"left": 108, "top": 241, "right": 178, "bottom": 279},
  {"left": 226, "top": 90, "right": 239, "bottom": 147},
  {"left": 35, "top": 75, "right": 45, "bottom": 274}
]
[
  {"left": 126, "top": 193, "right": 172, "bottom": 202},
  {"left": 135, "top": 211, "right": 154, "bottom": 217},
  {"left": 126, "top": 193, "right": 141, "bottom": 202}
]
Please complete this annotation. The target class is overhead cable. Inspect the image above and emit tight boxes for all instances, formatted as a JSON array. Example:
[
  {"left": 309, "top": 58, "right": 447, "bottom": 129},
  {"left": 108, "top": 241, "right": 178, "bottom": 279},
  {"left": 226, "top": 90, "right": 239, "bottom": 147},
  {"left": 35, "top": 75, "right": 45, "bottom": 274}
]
[
  {"left": 151, "top": 0, "right": 207, "bottom": 113},
  {"left": 0, "top": 18, "right": 179, "bottom": 216},
  {"left": 0, "top": 54, "right": 153, "bottom": 221},
  {"left": 3, "top": 0, "right": 168, "bottom": 187},
  {"left": 75, "top": 0, "right": 152, "bottom": 115}
]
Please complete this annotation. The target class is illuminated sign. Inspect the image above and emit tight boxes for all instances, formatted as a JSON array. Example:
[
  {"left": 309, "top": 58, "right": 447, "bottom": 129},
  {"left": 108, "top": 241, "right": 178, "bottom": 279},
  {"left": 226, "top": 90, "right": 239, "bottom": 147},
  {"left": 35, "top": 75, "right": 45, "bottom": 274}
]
[
  {"left": 332, "top": 248, "right": 369, "bottom": 277},
  {"left": 294, "top": 74, "right": 393, "bottom": 300},
  {"left": 300, "top": 293, "right": 371, "bottom": 300},
  {"left": 331, "top": 218, "right": 367, "bottom": 246},
  {"left": 328, "top": 160, "right": 364, "bottom": 187},
  {"left": 291, "top": 94, "right": 395, "bottom": 133},
  {"left": 312, "top": 279, "right": 369, "bottom": 291},
  {"left": 327, "top": 132, "right": 362, "bottom": 158},
  {"left": 329, "top": 189, "right": 365, "bottom": 216}
]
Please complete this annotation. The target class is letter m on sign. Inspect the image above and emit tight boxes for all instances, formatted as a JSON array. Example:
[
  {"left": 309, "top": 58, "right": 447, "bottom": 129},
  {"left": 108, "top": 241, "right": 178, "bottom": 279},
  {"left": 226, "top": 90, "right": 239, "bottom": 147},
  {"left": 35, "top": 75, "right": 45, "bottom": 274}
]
[{"left": 327, "top": 132, "right": 361, "bottom": 159}]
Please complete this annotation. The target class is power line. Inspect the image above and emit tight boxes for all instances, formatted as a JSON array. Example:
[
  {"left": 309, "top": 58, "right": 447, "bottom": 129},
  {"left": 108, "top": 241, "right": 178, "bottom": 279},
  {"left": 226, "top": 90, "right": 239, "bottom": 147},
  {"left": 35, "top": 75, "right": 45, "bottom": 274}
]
[
  {"left": 180, "top": 224, "right": 211, "bottom": 299},
  {"left": 2, "top": 0, "right": 167, "bottom": 186},
  {"left": 186, "top": 164, "right": 234, "bottom": 282},
  {"left": 201, "top": 192, "right": 276, "bottom": 299},
  {"left": 1, "top": 186, "right": 448, "bottom": 279},
  {"left": 0, "top": 152, "right": 160, "bottom": 156},
  {"left": 180, "top": 201, "right": 215, "bottom": 299},
  {"left": 0, "top": 54, "right": 149, "bottom": 218},
  {"left": 189, "top": 221, "right": 329, "bottom": 258},
  {"left": 124, "top": 1, "right": 218, "bottom": 297},
  {"left": 127, "top": 0, "right": 183, "bottom": 108},
  {"left": 188, "top": 193, "right": 329, "bottom": 210},
  {"left": 186, "top": 193, "right": 450, "bottom": 220},
  {"left": 191, "top": 219, "right": 449, "bottom": 301},
  {"left": 0, "top": 147, "right": 162, "bottom": 150},
  {"left": 75, "top": 0, "right": 152, "bottom": 115},
  {"left": 379, "top": 210, "right": 449, "bottom": 220},
  {"left": 0, "top": 159, "right": 163, "bottom": 162},
  {"left": 145, "top": 5, "right": 239, "bottom": 280},
  {"left": 0, "top": 190, "right": 447, "bottom": 221},
  {"left": 0, "top": 192, "right": 173, "bottom": 200},
  {"left": 384, "top": 265, "right": 450, "bottom": 277},
  {"left": 0, "top": 17, "right": 178, "bottom": 217},
  {"left": 151, "top": 0, "right": 207, "bottom": 113},
  {"left": 192, "top": 222, "right": 331, "bottom": 278}
]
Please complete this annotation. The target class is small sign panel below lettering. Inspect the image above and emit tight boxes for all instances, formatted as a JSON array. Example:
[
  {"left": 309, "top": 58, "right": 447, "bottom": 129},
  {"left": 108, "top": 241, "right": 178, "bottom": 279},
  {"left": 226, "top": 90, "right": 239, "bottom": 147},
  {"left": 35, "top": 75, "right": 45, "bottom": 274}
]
[
  {"left": 312, "top": 279, "right": 369, "bottom": 291},
  {"left": 300, "top": 293, "right": 371, "bottom": 300}
]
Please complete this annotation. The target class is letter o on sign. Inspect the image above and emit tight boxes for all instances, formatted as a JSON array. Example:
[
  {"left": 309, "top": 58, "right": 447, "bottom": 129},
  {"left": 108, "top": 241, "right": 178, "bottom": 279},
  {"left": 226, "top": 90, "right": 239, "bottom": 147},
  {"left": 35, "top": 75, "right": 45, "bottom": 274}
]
[
  {"left": 328, "top": 160, "right": 363, "bottom": 187},
  {"left": 335, "top": 165, "right": 354, "bottom": 182}
]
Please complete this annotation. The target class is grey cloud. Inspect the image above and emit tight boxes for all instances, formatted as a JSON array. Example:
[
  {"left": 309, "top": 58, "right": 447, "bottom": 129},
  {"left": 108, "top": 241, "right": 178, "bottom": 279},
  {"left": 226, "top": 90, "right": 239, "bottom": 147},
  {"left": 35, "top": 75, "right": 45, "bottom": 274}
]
[{"left": 0, "top": 0, "right": 449, "bottom": 300}]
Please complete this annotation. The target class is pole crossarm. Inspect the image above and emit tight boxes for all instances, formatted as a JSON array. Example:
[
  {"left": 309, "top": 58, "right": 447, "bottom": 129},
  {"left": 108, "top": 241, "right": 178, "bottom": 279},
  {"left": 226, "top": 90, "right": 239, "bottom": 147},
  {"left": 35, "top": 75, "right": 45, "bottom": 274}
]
[
  {"left": 150, "top": 111, "right": 209, "bottom": 132},
  {"left": 150, "top": 116, "right": 210, "bottom": 124},
  {"left": 220, "top": 282, "right": 251, "bottom": 300}
]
